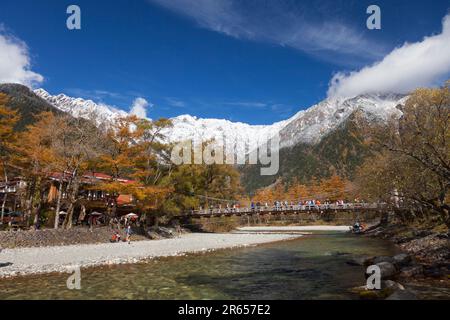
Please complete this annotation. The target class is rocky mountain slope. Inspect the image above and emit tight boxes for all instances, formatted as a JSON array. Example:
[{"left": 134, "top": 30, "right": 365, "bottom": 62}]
[{"left": 0, "top": 84, "right": 63, "bottom": 129}]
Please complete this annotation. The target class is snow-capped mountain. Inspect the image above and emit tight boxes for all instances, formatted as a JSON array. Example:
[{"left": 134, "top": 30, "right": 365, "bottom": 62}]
[
  {"left": 34, "top": 89, "right": 407, "bottom": 150},
  {"left": 279, "top": 93, "right": 407, "bottom": 147},
  {"left": 34, "top": 89, "right": 129, "bottom": 124},
  {"left": 168, "top": 114, "right": 289, "bottom": 146}
]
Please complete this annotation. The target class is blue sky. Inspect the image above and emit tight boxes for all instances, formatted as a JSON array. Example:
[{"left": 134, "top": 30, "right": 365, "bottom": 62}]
[{"left": 0, "top": 0, "right": 449, "bottom": 124}]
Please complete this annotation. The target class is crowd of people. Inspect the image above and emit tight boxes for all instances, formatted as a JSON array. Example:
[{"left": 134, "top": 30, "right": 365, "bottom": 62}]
[
  {"left": 109, "top": 215, "right": 138, "bottom": 244},
  {"left": 195, "top": 199, "right": 361, "bottom": 214},
  {"left": 110, "top": 224, "right": 133, "bottom": 244}
]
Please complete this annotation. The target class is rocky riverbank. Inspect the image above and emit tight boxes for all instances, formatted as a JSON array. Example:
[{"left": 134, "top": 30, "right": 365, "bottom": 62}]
[
  {"left": 348, "top": 222, "right": 450, "bottom": 300},
  {"left": 365, "top": 223, "right": 449, "bottom": 276},
  {"left": 0, "top": 226, "right": 185, "bottom": 249}
]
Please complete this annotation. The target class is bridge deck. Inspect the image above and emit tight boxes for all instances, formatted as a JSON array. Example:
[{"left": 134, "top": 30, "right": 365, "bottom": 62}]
[{"left": 178, "top": 203, "right": 385, "bottom": 218}]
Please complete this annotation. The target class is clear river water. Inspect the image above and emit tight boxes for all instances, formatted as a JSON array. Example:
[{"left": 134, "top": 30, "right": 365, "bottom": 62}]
[{"left": 0, "top": 232, "right": 415, "bottom": 300}]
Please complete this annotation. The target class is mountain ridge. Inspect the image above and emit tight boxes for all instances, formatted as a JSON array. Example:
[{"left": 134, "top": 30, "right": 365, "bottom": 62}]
[
  {"left": 0, "top": 83, "right": 409, "bottom": 192},
  {"left": 32, "top": 87, "right": 407, "bottom": 150}
]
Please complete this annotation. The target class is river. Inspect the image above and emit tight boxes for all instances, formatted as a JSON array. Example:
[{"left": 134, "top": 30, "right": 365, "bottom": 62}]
[{"left": 0, "top": 231, "right": 409, "bottom": 299}]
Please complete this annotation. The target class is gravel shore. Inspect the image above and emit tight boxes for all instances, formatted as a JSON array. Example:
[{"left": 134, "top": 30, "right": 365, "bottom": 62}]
[
  {"left": 237, "top": 226, "right": 351, "bottom": 232},
  {"left": 0, "top": 233, "right": 300, "bottom": 278}
]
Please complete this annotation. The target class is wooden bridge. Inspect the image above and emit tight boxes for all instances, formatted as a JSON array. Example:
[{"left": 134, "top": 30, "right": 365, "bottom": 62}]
[{"left": 178, "top": 203, "right": 386, "bottom": 219}]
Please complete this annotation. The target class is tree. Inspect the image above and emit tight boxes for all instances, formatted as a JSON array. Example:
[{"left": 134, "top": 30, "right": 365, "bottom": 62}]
[
  {"left": 319, "top": 175, "right": 347, "bottom": 200},
  {"left": 16, "top": 111, "right": 102, "bottom": 229},
  {"left": 17, "top": 112, "right": 57, "bottom": 228},
  {"left": 287, "top": 178, "right": 309, "bottom": 201},
  {"left": 356, "top": 81, "right": 450, "bottom": 227},
  {"left": 51, "top": 114, "right": 101, "bottom": 229},
  {"left": 96, "top": 115, "right": 177, "bottom": 225},
  {"left": 165, "top": 163, "right": 241, "bottom": 213},
  {"left": 0, "top": 94, "right": 20, "bottom": 224}
]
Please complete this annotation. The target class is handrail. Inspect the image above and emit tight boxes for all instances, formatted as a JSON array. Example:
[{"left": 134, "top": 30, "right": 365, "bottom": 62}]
[{"left": 186, "top": 203, "right": 385, "bottom": 216}]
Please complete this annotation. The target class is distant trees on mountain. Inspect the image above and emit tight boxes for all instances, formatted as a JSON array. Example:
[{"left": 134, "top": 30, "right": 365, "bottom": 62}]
[{"left": 252, "top": 175, "right": 349, "bottom": 203}]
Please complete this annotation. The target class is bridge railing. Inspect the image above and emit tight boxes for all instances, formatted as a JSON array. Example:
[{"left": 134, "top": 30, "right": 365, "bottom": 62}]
[{"left": 187, "top": 203, "right": 384, "bottom": 216}]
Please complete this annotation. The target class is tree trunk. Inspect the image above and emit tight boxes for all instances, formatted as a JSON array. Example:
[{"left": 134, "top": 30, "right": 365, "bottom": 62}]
[
  {"left": 32, "top": 201, "right": 42, "bottom": 229},
  {"left": 24, "top": 178, "right": 37, "bottom": 228},
  {"left": 380, "top": 210, "right": 390, "bottom": 226},
  {"left": 0, "top": 192, "right": 7, "bottom": 226},
  {"left": 1, "top": 167, "right": 8, "bottom": 225},
  {"left": 63, "top": 175, "right": 81, "bottom": 230},
  {"left": 32, "top": 177, "right": 43, "bottom": 230},
  {"left": 54, "top": 176, "right": 65, "bottom": 229}
]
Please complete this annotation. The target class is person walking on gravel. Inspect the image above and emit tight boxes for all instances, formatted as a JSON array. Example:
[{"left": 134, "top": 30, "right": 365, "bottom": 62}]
[{"left": 125, "top": 225, "right": 132, "bottom": 244}]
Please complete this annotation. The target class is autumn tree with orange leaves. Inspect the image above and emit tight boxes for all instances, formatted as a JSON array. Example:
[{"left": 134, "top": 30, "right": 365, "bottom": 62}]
[{"left": 0, "top": 94, "right": 20, "bottom": 224}]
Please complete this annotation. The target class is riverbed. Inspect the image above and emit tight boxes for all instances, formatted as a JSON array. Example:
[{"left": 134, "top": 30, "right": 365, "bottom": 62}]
[{"left": 0, "top": 231, "right": 405, "bottom": 300}]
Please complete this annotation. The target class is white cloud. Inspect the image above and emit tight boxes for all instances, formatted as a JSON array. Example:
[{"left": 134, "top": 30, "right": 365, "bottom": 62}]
[
  {"left": 165, "top": 97, "right": 186, "bottom": 108},
  {"left": 224, "top": 101, "right": 267, "bottom": 108},
  {"left": 328, "top": 14, "right": 450, "bottom": 98},
  {"left": 148, "top": 0, "right": 385, "bottom": 64},
  {"left": 0, "top": 30, "right": 44, "bottom": 87},
  {"left": 130, "top": 97, "right": 151, "bottom": 119}
]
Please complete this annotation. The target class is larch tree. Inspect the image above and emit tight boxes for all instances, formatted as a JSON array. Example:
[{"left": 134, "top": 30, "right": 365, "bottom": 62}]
[
  {"left": 0, "top": 94, "right": 20, "bottom": 224},
  {"left": 319, "top": 175, "right": 347, "bottom": 201},
  {"left": 356, "top": 81, "right": 450, "bottom": 227},
  {"left": 17, "top": 112, "right": 57, "bottom": 228}
]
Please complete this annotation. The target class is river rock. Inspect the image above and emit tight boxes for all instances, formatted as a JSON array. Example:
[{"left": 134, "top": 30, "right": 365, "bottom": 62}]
[
  {"left": 147, "top": 231, "right": 162, "bottom": 240},
  {"left": 158, "top": 227, "right": 176, "bottom": 238},
  {"left": 147, "top": 227, "right": 176, "bottom": 239},
  {"left": 382, "top": 280, "right": 405, "bottom": 291},
  {"left": 412, "top": 230, "right": 433, "bottom": 237},
  {"left": 350, "top": 281, "right": 403, "bottom": 300},
  {"left": 386, "top": 289, "right": 418, "bottom": 300},
  {"left": 346, "top": 256, "right": 374, "bottom": 266},
  {"left": 376, "top": 262, "right": 398, "bottom": 280},
  {"left": 393, "top": 253, "right": 412, "bottom": 267},
  {"left": 423, "top": 266, "right": 444, "bottom": 278},
  {"left": 399, "top": 265, "right": 423, "bottom": 278},
  {"left": 373, "top": 256, "right": 396, "bottom": 264}
]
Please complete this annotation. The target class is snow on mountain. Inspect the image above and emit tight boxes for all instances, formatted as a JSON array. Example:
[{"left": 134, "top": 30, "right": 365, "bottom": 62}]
[
  {"left": 167, "top": 114, "right": 288, "bottom": 147},
  {"left": 34, "top": 89, "right": 407, "bottom": 151},
  {"left": 34, "top": 89, "right": 128, "bottom": 124},
  {"left": 279, "top": 93, "right": 407, "bottom": 147}
]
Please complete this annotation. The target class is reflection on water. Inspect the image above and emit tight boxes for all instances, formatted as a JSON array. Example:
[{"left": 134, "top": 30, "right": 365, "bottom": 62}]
[{"left": 0, "top": 233, "right": 402, "bottom": 300}]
